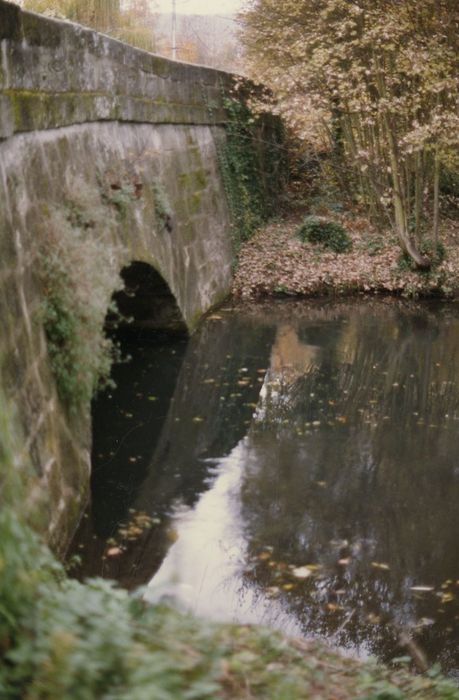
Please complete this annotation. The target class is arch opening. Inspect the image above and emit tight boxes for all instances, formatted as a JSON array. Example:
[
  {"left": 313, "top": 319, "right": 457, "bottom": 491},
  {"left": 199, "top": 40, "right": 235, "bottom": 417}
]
[
  {"left": 67, "top": 261, "right": 189, "bottom": 578},
  {"left": 112, "top": 261, "right": 188, "bottom": 336}
]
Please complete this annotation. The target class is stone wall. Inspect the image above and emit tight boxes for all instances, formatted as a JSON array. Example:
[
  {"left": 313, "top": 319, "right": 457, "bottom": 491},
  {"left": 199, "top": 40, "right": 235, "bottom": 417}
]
[
  {"left": 0, "top": 121, "right": 233, "bottom": 553},
  {"left": 0, "top": 0, "right": 246, "bottom": 553},
  {"left": 0, "top": 0, "right": 231, "bottom": 138}
]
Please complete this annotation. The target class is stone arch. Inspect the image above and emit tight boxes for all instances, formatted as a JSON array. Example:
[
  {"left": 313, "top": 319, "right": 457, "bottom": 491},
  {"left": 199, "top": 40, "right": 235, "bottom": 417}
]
[{"left": 113, "top": 261, "right": 188, "bottom": 335}]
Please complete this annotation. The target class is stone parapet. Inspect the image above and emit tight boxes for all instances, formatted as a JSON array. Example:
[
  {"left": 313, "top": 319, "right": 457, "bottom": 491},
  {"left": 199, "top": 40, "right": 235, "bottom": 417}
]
[{"left": 0, "top": 0, "right": 232, "bottom": 139}]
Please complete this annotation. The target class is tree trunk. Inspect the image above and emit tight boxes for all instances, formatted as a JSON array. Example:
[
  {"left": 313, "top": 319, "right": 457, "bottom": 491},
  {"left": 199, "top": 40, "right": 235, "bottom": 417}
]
[{"left": 433, "top": 150, "right": 440, "bottom": 246}]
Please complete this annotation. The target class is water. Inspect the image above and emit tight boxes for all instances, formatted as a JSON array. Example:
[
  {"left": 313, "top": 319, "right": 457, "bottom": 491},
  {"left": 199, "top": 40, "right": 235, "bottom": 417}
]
[{"left": 71, "top": 299, "right": 459, "bottom": 676}]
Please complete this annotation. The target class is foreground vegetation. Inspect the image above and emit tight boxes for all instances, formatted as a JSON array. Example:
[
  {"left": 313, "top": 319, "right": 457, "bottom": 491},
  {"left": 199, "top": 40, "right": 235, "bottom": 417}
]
[{"left": 1, "top": 398, "right": 459, "bottom": 700}]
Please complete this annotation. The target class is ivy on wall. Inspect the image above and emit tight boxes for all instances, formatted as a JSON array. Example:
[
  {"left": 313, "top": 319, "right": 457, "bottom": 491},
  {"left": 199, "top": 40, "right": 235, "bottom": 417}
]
[
  {"left": 220, "top": 96, "right": 286, "bottom": 251},
  {"left": 200, "top": 81, "right": 287, "bottom": 253}
]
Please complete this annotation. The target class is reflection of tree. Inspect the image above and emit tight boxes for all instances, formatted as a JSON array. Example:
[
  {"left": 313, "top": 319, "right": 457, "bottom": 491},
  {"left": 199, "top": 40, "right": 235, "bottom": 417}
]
[{"left": 240, "top": 302, "right": 459, "bottom": 671}]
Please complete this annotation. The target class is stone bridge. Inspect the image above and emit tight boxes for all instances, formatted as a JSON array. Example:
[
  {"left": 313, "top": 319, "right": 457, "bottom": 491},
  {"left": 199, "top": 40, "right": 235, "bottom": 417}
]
[{"left": 0, "top": 0, "right": 283, "bottom": 551}]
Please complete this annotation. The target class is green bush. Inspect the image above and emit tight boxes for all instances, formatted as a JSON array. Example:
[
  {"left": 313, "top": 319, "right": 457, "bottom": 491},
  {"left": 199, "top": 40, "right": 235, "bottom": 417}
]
[{"left": 296, "top": 215, "right": 352, "bottom": 253}]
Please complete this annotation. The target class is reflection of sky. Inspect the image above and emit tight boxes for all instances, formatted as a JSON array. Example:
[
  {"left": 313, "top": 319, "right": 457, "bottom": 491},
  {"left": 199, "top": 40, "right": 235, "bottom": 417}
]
[
  {"left": 146, "top": 441, "right": 303, "bottom": 638},
  {"left": 147, "top": 306, "right": 459, "bottom": 675}
]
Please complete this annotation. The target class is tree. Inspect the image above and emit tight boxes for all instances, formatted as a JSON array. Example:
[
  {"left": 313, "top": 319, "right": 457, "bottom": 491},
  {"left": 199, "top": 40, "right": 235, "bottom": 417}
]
[
  {"left": 23, "top": 0, "right": 120, "bottom": 30},
  {"left": 23, "top": 0, "right": 158, "bottom": 52},
  {"left": 241, "top": 0, "right": 459, "bottom": 267}
]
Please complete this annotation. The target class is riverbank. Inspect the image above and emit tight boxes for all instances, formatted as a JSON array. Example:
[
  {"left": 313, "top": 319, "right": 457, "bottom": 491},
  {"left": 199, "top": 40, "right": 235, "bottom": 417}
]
[
  {"left": 232, "top": 214, "right": 459, "bottom": 300},
  {"left": 4, "top": 514, "right": 459, "bottom": 700}
]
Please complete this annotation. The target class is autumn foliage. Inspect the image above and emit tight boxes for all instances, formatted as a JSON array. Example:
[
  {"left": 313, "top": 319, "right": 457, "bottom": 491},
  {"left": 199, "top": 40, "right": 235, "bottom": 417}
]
[{"left": 240, "top": 0, "right": 459, "bottom": 267}]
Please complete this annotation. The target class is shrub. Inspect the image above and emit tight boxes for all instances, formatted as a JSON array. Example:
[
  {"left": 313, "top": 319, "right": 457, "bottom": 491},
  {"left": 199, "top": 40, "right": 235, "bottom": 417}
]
[{"left": 296, "top": 216, "right": 352, "bottom": 253}]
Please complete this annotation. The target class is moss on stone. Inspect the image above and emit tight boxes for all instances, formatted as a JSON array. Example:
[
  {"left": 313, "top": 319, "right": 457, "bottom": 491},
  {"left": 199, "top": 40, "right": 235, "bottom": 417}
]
[{"left": 189, "top": 191, "right": 203, "bottom": 214}]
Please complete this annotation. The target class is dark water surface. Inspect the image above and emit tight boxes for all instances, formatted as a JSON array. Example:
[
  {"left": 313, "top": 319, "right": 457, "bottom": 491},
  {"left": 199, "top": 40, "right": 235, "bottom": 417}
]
[{"left": 71, "top": 299, "right": 459, "bottom": 676}]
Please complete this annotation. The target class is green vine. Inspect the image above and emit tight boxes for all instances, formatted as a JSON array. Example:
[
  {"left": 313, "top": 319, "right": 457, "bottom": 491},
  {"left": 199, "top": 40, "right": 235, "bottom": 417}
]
[
  {"left": 220, "top": 98, "right": 264, "bottom": 247},
  {"left": 202, "top": 81, "right": 286, "bottom": 252}
]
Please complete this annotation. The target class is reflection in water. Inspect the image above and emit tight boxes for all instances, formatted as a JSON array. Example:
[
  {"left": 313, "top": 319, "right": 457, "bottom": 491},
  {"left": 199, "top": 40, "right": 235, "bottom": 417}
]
[
  {"left": 70, "top": 315, "right": 274, "bottom": 587},
  {"left": 72, "top": 300, "right": 459, "bottom": 677}
]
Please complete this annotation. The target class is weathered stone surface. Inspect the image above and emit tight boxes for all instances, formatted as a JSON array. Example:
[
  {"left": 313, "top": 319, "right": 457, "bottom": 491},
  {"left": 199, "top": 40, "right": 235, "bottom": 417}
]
[
  {"left": 0, "top": 0, "right": 231, "bottom": 138},
  {"left": 0, "top": 121, "right": 233, "bottom": 552}
]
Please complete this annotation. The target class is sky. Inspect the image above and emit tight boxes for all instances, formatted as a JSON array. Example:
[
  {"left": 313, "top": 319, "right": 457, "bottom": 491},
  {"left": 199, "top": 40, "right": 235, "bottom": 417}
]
[{"left": 155, "top": 0, "right": 243, "bottom": 15}]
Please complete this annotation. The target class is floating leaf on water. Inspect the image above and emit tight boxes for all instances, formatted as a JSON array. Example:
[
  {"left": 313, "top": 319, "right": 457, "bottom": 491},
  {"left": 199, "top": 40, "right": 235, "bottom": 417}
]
[
  {"left": 266, "top": 586, "right": 280, "bottom": 597},
  {"left": 417, "top": 618, "right": 435, "bottom": 627},
  {"left": 258, "top": 551, "right": 271, "bottom": 561},
  {"left": 410, "top": 586, "right": 434, "bottom": 592},
  {"left": 371, "top": 562, "right": 390, "bottom": 570},
  {"left": 166, "top": 528, "right": 179, "bottom": 543},
  {"left": 283, "top": 583, "right": 295, "bottom": 591},
  {"left": 326, "top": 603, "right": 342, "bottom": 612},
  {"left": 292, "top": 566, "right": 314, "bottom": 579},
  {"left": 192, "top": 416, "right": 205, "bottom": 423},
  {"left": 367, "top": 613, "right": 381, "bottom": 624},
  {"left": 440, "top": 592, "right": 455, "bottom": 603},
  {"left": 148, "top": 396, "right": 158, "bottom": 401}
]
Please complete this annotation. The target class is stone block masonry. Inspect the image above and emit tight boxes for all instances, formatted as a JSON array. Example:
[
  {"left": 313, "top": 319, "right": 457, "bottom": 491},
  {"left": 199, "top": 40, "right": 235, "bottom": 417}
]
[{"left": 0, "top": 0, "right": 232, "bottom": 139}]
